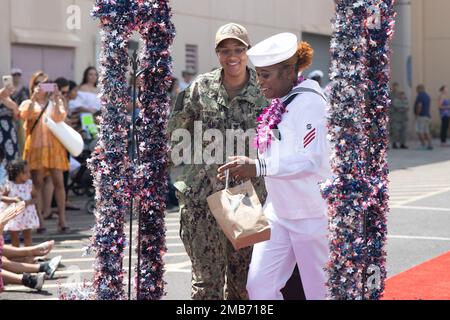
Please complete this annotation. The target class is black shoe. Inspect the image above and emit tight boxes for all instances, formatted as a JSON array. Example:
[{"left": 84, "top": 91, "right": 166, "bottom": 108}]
[
  {"left": 393, "top": 143, "right": 399, "bottom": 149},
  {"left": 400, "top": 144, "right": 409, "bottom": 149},
  {"left": 22, "top": 273, "right": 45, "bottom": 290}
]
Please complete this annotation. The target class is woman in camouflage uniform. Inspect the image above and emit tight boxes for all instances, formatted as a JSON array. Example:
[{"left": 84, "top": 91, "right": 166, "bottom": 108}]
[{"left": 168, "top": 23, "right": 267, "bottom": 300}]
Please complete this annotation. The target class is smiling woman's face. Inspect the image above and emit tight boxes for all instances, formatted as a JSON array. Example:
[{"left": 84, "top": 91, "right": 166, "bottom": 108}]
[
  {"left": 87, "top": 69, "right": 98, "bottom": 84},
  {"left": 216, "top": 39, "right": 248, "bottom": 79},
  {"left": 255, "top": 64, "right": 293, "bottom": 99}
]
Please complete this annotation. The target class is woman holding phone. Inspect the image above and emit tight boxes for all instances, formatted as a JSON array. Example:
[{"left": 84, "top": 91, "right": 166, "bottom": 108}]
[
  {"left": 0, "top": 76, "right": 20, "bottom": 162},
  {"left": 18, "top": 71, "right": 70, "bottom": 233}
]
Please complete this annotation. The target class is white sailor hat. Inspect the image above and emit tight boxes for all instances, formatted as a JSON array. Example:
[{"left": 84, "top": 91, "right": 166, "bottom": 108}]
[
  {"left": 247, "top": 33, "right": 298, "bottom": 67},
  {"left": 308, "top": 70, "right": 324, "bottom": 79}
]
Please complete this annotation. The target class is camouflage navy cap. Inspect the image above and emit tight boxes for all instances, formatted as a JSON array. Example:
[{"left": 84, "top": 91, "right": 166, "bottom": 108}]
[{"left": 215, "top": 23, "right": 250, "bottom": 49}]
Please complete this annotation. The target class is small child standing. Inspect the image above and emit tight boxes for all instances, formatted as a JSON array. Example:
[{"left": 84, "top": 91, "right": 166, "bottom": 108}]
[{"left": 3, "top": 160, "right": 39, "bottom": 247}]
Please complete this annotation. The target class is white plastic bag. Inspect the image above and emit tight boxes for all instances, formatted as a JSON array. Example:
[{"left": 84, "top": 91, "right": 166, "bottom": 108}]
[{"left": 45, "top": 116, "right": 84, "bottom": 157}]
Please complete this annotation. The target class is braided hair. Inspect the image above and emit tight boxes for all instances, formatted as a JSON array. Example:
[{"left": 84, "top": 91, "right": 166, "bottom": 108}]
[{"left": 7, "top": 159, "right": 28, "bottom": 182}]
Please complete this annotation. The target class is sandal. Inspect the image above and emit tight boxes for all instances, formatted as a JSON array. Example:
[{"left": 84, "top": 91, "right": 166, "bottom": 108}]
[
  {"left": 58, "top": 225, "right": 71, "bottom": 233},
  {"left": 43, "top": 212, "right": 55, "bottom": 220},
  {"left": 36, "top": 227, "right": 46, "bottom": 234}
]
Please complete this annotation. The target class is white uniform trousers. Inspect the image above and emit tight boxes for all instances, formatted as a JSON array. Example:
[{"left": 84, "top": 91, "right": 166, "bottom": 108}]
[{"left": 247, "top": 211, "right": 329, "bottom": 300}]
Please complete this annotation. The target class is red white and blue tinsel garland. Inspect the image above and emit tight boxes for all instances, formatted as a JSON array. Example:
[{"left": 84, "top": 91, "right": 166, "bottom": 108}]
[
  {"left": 321, "top": 0, "right": 395, "bottom": 300},
  {"left": 362, "top": 0, "right": 396, "bottom": 300},
  {"left": 133, "top": 0, "right": 175, "bottom": 300},
  {"left": 60, "top": 0, "right": 174, "bottom": 300},
  {"left": 88, "top": 0, "right": 135, "bottom": 300}
]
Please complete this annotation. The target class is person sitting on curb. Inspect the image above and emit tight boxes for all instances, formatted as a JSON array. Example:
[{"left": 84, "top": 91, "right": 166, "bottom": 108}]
[{"left": 1, "top": 202, "right": 51, "bottom": 291}]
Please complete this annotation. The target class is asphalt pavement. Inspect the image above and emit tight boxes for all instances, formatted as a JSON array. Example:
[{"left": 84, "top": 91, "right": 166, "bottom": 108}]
[{"left": 1, "top": 140, "right": 449, "bottom": 300}]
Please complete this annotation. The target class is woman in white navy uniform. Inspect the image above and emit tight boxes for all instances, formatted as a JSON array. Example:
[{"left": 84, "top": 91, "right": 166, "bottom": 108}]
[{"left": 218, "top": 33, "right": 331, "bottom": 300}]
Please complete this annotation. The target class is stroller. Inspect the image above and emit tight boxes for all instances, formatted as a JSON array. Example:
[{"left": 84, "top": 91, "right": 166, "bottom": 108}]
[
  {"left": 67, "top": 130, "right": 97, "bottom": 214},
  {"left": 66, "top": 120, "right": 178, "bottom": 214}
]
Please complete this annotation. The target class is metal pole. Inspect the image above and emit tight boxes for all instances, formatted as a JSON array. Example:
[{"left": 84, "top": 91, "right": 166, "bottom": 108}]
[
  {"left": 362, "top": 123, "right": 374, "bottom": 300},
  {"left": 135, "top": 70, "right": 143, "bottom": 300},
  {"left": 127, "top": 50, "right": 139, "bottom": 300},
  {"left": 128, "top": 198, "right": 133, "bottom": 300},
  {"left": 136, "top": 201, "right": 142, "bottom": 299},
  {"left": 362, "top": 206, "right": 368, "bottom": 300}
]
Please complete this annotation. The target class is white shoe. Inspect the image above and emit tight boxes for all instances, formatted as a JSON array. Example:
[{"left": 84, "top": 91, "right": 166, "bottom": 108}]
[
  {"left": 35, "top": 273, "right": 46, "bottom": 291},
  {"left": 45, "top": 255, "right": 62, "bottom": 279}
]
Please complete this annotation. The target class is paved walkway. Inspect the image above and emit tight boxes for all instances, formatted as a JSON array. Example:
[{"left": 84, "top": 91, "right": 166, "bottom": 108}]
[{"left": 1, "top": 140, "right": 449, "bottom": 300}]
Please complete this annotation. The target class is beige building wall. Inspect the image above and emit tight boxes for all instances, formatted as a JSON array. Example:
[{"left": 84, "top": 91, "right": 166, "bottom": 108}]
[
  {"left": 0, "top": 0, "right": 12, "bottom": 78},
  {"left": 0, "top": 0, "right": 99, "bottom": 84},
  {"left": 5, "top": 1, "right": 446, "bottom": 137},
  {"left": 1, "top": 0, "right": 334, "bottom": 85},
  {"left": 391, "top": 2, "right": 412, "bottom": 97},
  {"left": 171, "top": 0, "right": 334, "bottom": 79},
  {"left": 390, "top": 2, "right": 413, "bottom": 138},
  {"left": 412, "top": 0, "right": 450, "bottom": 134}
]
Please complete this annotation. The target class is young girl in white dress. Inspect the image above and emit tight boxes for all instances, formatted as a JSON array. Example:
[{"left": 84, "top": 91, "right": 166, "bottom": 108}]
[{"left": 3, "top": 160, "right": 39, "bottom": 247}]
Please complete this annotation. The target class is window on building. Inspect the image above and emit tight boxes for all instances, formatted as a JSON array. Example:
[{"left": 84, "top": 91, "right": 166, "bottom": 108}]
[{"left": 185, "top": 44, "right": 198, "bottom": 73}]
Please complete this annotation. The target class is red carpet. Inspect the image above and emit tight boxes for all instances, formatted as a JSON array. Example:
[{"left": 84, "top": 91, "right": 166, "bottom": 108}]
[{"left": 383, "top": 251, "right": 450, "bottom": 300}]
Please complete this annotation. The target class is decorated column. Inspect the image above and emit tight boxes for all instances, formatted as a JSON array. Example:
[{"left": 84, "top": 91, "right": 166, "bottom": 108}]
[
  {"left": 133, "top": 1, "right": 175, "bottom": 300},
  {"left": 88, "top": 1, "right": 136, "bottom": 299},
  {"left": 322, "top": 0, "right": 396, "bottom": 300},
  {"left": 362, "top": 0, "right": 396, "bottom": 300},
  {"left": 61, "top": 0, "right": 174, "bottom": 300}
]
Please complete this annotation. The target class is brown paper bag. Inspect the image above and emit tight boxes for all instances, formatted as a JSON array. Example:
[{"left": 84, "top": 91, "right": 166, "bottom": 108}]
[{"left": 207, "top": 172, "right": 271, "bottom": 250}]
